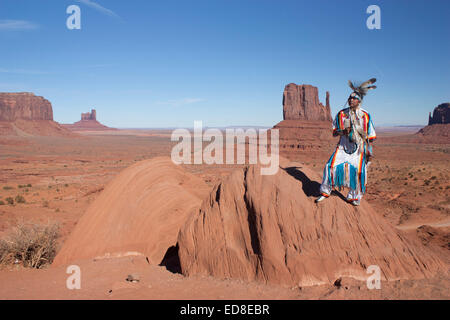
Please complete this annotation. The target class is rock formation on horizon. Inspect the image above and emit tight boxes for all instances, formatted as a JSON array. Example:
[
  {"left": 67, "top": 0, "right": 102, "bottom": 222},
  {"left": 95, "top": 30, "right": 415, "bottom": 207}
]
[
  {"left": 0, "top": 92, "right": 74, "bottom": 136},
  {"left": 428, "top": 103, "right": 450, "bottom": 125},
  {"left": 63, "top": 108, "right": 116, "bottom": 131},
  {"left": 417, "top": 103, "right": 450, "bottom": 141},
  {"left": 81, "top": 109, "right": 97, "bottom": 121},
  {"left": 283, "top": 83, "right": 332, "bottom": 122},
  {"left": 0, "top": 92, "right": 53, "bottom": 121},
  {"left": 177, "top": 161, "right": 447, "bottom": 286},
  {"left": 272, "top": 83, "right": 335, "bottom": 158}
]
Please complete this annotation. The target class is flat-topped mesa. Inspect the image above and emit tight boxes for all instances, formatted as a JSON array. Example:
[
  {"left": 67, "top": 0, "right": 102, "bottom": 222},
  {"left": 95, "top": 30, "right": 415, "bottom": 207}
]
[
  {"left": 428, "top": 103, "right": 450, "bottom": 125},
  {"left": 0, "top": 92, "right": 53, "bottom": 121},
  {"left": 283, "top": 84, "right": 332, "bottom": 122}
]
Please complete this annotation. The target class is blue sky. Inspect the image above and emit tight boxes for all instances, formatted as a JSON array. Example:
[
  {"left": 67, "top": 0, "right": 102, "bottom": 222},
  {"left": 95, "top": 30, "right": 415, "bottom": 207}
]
[{"left": 0, "top": 0, "right": 449, "bottom": 128}]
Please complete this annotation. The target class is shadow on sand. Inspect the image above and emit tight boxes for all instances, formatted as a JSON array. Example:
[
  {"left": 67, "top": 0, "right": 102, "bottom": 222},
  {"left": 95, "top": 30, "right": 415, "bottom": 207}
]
[{"left": 282, "top": 166, "right": 347, "bottom": 202}]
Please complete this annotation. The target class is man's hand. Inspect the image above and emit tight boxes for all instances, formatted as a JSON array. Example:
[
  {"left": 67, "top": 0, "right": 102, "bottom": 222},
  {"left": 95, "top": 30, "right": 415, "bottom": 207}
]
[
  {"left": 333, "top": 127, "right": 351, "bottom": 137},
  {"left": 342, "top": 127, "right": 351, "bottom": 135}
]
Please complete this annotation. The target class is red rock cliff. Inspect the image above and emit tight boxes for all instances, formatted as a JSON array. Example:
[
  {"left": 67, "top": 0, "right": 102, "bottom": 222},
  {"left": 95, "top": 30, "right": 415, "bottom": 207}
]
[
  {"left": 0, "top": 92, "right": 53, "bottom": 121},
  {"left": 81, "top": 109, "right": 97, "bottom": 121},
  {"left": 428, "top": 103, "right": 450, "bottom": 125},
  {"left": 282, "top": 84, "right": 332, "bottom": 122}
]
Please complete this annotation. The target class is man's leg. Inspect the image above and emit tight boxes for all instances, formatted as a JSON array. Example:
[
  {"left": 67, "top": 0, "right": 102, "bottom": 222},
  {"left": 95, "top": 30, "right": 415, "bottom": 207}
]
[
  {"left": 346, "top": 188, "right": 362, "bottom": 206},
  {"left": 316, "top": 164, "right": 332, "bottom": 202}
]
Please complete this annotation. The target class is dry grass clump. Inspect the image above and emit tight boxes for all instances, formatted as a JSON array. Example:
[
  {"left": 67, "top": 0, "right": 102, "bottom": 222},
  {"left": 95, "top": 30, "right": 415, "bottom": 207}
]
[{"left": 0, "top": 222, "right": 59, "bottom": 269}]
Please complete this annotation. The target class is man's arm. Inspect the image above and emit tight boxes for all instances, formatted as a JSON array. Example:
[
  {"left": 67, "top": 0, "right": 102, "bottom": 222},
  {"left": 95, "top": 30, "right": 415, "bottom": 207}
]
[{"left": 333, "top": 127, "right": 351, "bottom": 137}]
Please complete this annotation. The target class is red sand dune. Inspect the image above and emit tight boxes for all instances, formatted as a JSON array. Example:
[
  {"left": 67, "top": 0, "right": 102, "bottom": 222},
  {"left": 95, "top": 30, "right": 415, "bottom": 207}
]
[
  {"left": 177, "top": 159, "right": 447, "bottom": 287},
  {"left": 52, "top": 157, "right": 211, "bottom": 266}
]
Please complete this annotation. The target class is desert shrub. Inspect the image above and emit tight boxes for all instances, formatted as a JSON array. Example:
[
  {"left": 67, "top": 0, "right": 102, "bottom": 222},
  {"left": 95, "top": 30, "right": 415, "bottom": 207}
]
[
  {"left": 43, "top": 200, "right": 49, "bottom": 207},
  {"left": 27, "top": 184, "right": 32, "bottom": 187},
  {"left": 5, "top": 197, "right": 14, "bottom": 205},
  {"left": 15, "top": 195, "right": 26, "bottom": 203},
  {"left": 0, "top": 222, "right": 59, "bottom": 268},
  {"left": 0, "top": 201, "right": 4, "bottom": 205},
  {"left": 3, "top": 186, "right": 13, "bottom": 190}
]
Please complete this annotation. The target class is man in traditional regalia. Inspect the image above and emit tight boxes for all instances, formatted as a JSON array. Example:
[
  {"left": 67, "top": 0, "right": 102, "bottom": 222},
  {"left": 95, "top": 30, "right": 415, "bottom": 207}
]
[{"left": 315, "top": 78, "right": 377, "bottom": 206}]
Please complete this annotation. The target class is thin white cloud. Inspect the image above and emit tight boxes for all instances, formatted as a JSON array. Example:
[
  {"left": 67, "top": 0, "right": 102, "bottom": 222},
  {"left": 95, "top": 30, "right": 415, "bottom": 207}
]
[
  {"left": 0, "top": 68, "right": 49, "bottom": 75},
  {"left": 76, "top": 0, "right": 121, "bottom": 19},
  {"left": 157, "top": 98, "right": 205, "bottom": 107},
  {"left": 0, "top": 20, "right": 38, "bottom": 31}
]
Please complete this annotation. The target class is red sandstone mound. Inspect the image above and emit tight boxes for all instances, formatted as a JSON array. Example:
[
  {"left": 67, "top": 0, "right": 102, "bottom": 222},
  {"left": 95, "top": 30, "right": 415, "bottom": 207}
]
[
  {"left": 63, "top": 109, "right": 116, "bottom": 131},
  {"left": 53, "top": 157, "right": 211, "bottom": 266},
  {"left": 0, "top": 92, "right": 75, "bottom": 137},
  {"left": 177, "top": 160, "right": 447, "bottom": 286}
]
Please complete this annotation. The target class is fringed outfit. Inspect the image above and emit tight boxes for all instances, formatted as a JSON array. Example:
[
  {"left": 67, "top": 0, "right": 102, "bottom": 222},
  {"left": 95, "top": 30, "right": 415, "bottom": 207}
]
[{"left": 319, "top": 106, "right": 376, "bottom": 203}]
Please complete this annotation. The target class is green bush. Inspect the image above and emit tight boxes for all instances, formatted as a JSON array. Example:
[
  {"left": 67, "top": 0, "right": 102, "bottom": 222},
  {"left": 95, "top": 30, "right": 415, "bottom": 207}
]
[
  {"left": 15, "top": 195, "right": 26, "bottom": 204},
  {"left": 5, "top": 197, "right": 14, "bottom": 205}
]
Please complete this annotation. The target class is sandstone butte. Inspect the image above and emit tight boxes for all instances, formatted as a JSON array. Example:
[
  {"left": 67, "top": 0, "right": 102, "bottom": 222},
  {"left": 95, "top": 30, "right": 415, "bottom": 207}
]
[
  {"left": 177, "top": 159, "right": 448, "bottom": 286},
  {"left": 62, "top": 109, "right": 116, "bottom": 131},
  {"left": 52, "top": 157, "right": 211, "bottom": 266},
  {"left": 0, "top": 92, "right": 74, "bottom": 136},
  {"left": 417, "top": 102, "right": 450, "bottom": 140},
  {"left": 273, "top": 84, "right": 335, "bottom": 154},
  {"left": 282, "top": 83, "right": 332, "bottom": 122},
  {"left": 53, "top": 156, "right": 447, "bottom": 287}
]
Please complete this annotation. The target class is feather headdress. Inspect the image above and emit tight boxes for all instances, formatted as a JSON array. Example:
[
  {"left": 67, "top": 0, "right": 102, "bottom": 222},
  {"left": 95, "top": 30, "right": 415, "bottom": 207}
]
[{"left": 348, "top": 78, "right": 377, "bottom": 100}]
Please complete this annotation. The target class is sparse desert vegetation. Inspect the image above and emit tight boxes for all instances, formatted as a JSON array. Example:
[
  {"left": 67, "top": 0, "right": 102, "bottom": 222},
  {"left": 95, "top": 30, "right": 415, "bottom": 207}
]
[{"left": 0, "top": 222, "right": 59, "bottom": 269}]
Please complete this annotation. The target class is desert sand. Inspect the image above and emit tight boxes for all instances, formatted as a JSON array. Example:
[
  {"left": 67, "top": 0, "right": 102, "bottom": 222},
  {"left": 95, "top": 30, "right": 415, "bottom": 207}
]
[{"left": 0, "top": 126, "right": 449, "bottom": 300}]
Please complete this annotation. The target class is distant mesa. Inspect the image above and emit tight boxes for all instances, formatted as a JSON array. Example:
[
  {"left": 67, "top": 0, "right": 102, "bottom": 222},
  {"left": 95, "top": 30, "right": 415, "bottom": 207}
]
[
  {"left": 81, "top": 109, "right": 97, "bottom": 121},
  {"left": 272, "top": 84, "right": 334, "bottom": 157},
  {"left": 0, "top": 92, "right": 74, "bottom": 137},
  {"left": 63, "top": 109, "right": 116, "bottom": 131},
  {"left": 0, "top": 92, "right": 53, "bottom": 121},
  {"left": 417, "top": 102, "right": 450, "bottom": 140},
  {"left": 428, "top": 103, "right": 450, "bottom": 125}
]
